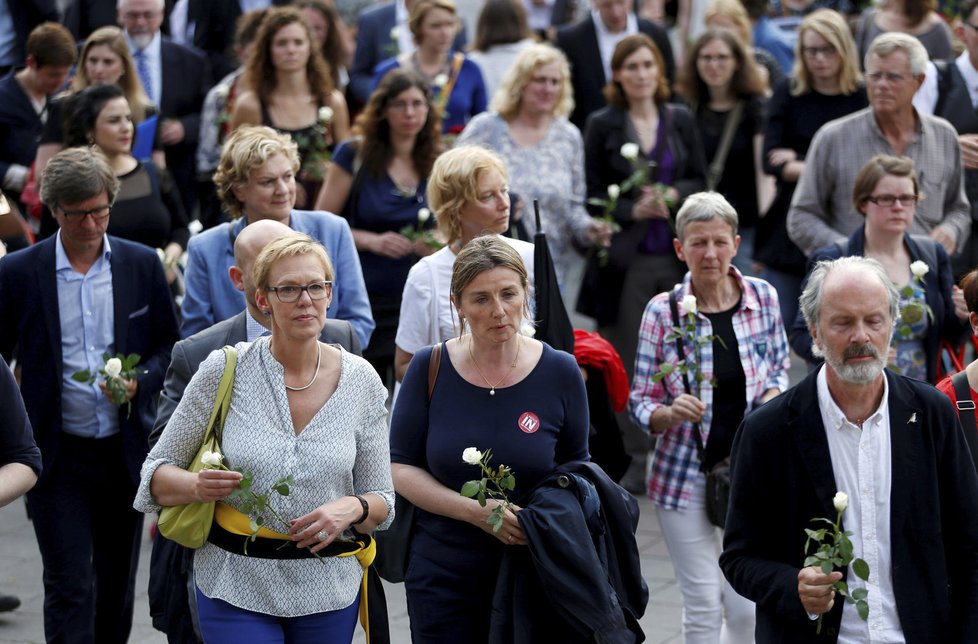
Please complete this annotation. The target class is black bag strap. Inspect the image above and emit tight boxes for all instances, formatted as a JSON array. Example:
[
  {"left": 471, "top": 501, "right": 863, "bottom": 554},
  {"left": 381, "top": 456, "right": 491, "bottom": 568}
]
[
  {"left": 951, "top": 370, "right": 978, "bottom": 469},
  {"left": 669, "top": 289, "right": 707, "bottom": 472},
  {"left": 706, "top": 99, "right": 745, "bottom": 192}
]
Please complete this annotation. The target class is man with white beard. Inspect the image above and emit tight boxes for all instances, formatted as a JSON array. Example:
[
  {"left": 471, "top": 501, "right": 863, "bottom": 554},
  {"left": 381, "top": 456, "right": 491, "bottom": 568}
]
[{"left": 720, "top": 256, "right": 978, "bottom": 643}]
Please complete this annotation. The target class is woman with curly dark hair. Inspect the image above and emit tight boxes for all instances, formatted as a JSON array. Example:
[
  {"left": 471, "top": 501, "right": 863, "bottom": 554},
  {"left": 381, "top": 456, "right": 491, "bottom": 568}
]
[
  {"left": 295, "top": 0, "right": 350, "bottom": 91},
  {"left": 230, "top": 6, "right": 350, "bottom": 209},
  {"left": 315, "top": 68, "right": 442, "bottom": 388},
  {"left": 675, "top": 28, "right": 768, "bottom": 275}
]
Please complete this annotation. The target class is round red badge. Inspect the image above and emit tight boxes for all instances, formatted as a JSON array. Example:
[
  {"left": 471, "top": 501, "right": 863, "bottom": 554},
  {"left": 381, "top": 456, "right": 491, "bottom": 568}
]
[{"left": 518, "top": 412, "right": 540, "bottom": 434}]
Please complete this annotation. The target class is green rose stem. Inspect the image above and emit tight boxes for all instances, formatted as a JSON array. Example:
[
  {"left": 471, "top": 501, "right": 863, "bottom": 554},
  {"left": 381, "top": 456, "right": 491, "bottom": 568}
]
[{"left": 459, "top": 448, "right": 516, "bottom": 533}]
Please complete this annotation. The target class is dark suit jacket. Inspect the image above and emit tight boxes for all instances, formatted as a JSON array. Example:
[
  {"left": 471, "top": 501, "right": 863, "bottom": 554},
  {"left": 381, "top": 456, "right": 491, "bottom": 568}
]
[
  {"left": 63, "top": 0, "right": 116, "bottom": 41},
  {"left": 0, "top": 235, "right": 180, "bottom": 485},
  {"left": 160, "top": 38, "right": 212, "bottom": 217},
  {"left": 348, "top": 1, "right": 467, "bottom": 105},
  {"left": 787, "top": 228, "right": 967, "bottom": 383},
  {"left": 7, "top": 0, "right": 59, "bottom": 65},
  {"left": 579, "top": 103, "right": 706, "bottom": 325},
  {"left": 555, "top": 16, "right": 674, "bottom": 132},
  {"left": 149, "top": 311, "right": 361, "bottom": 447},
  {"left": 0, "top": 71, "right": 45, "bottom": 208},
  {"left": 720, "top": 369, "right": 978, "bottom": 643}
]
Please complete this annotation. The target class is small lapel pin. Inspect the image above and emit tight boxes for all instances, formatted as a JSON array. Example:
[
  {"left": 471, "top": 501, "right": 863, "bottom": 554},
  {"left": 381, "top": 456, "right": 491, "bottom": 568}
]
[{"left": 909, "top": 412, "right": 917, "bottom": 424}]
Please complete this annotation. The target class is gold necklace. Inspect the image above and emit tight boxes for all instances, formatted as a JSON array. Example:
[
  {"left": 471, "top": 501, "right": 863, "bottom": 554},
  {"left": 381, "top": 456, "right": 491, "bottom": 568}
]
[
  {"left": 468, "top": 335, "right": 521, "bottom": 396},
  {"left": 284, "top": 345, "right": 322, "bottom": 392}
]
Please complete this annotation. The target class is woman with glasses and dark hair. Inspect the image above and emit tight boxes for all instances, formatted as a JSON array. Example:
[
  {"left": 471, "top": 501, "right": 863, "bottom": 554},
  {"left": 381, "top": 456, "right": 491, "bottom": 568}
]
[
  {"left": 757, "top": 9, "right": 866, "bottom": 328},
  {"left": 315, "top": 68, "right": 442, "bottom": 389},
  {"left": 789, "top": 154, "right": 968, "bottom": 382},
  {"left": 136, "top": 232, "right": 394, "bottom": 644}
]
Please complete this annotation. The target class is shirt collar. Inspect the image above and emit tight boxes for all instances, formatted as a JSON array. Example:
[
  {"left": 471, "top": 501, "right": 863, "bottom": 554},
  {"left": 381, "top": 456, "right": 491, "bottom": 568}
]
[
  {"left": 55, "top": 230, "right": 111, "bottom": 272},
  {"left": 591, "top": 9, "right": 637, "bottom": 37},
  {"left": 246, "top": 309, "right": 272, "bottom": 342},
  {"left": 396, "top": 0, "right": 409, "bottom": 23},
  {"left": 816, "top": 364, "right": 889, "bottom": 431}
]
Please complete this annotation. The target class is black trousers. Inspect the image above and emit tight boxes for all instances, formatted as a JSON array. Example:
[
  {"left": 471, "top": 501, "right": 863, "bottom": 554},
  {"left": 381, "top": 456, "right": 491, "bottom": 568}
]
[{"left": 26, "top": 433, "right": 143, "bottom": 644}]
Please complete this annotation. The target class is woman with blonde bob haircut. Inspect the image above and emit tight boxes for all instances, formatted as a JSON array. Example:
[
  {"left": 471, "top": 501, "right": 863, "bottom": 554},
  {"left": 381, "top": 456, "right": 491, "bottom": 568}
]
[
  {"left": 138, "top": 231, "right": 393, "bottom": 644},
  {"left": 457, "top": 43, "right": 610, "bottom": 289},
  {"left": 756, "top": 9, "right": 866, "bottom": 329},
  {"left": 213, "top": 126, "right": 301, "bottom": 221},
  {"left": 394, "top": 145, "right": 535, "bottom": 382}
]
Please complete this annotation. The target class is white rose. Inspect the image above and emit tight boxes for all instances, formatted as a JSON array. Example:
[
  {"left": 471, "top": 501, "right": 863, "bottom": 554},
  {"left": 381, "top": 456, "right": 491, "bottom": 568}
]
[
  {"left": 318, "top": 106, "right": 334, "bottom": 123},
  {"left": 833, "top": 491, "right": 848, "bottom": 513},
  {"left": 214, "top": 85, "right": 229, "bottom": 100},
  {"left": 417, "top": 207, "right": 431, "bottom": 224},
  {"left": 620, "top": 142, "right": 640, "bottom": 161},
  {"left": 462, "top": 447, "right": 483, "bottom": 465},
  {"left": 607, "top": 184, "right": 621, "bottom": 201},
  {"left": 433, "top": 73, "right": 449, "bottom": 88},
  {"left": 910, "top": 260, "right": 929, "bottom": 279},
  {"left": 390, "top": 26, "right": 399, "bottom": 40},
  {"left": 200, "top": 450, "right": 223, "bottom": 467},
  {"left": 679, "top": 294, "right": 697, "bottom": 316},
  {"left": 156, "top": 247, "right": 167, "bottom": 265},
  {"left": 104, "top": 357, "right": 123, "bottom": 378}
]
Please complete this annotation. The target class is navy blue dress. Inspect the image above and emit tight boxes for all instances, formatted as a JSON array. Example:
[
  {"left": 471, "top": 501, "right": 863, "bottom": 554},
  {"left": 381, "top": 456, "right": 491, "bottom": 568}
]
[{"left": 390, "top": 341, "right": 590, "bottom": 642}]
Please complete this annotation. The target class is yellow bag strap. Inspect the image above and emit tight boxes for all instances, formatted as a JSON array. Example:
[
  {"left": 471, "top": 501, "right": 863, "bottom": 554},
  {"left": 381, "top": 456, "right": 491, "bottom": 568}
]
[{"left": 207, "top": 346, "right": 237, "bottom": 444}]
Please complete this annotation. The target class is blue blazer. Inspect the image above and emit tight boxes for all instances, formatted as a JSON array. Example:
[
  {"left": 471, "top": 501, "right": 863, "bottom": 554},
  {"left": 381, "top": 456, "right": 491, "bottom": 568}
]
[
  {"left": 348, "top": 1, "right": 467, "bottom": 105},
  {"left": 720, "top": 369, "right": 978, "bottom": 643},
  {"left": 180, "top": 210, "right": 375, "bottom": 348},
  {"left": 0, "top": 235, "right": 180, "bottom": 485},
  {"left": 788, "top": 227, "right": 966, "bottom": 383}
]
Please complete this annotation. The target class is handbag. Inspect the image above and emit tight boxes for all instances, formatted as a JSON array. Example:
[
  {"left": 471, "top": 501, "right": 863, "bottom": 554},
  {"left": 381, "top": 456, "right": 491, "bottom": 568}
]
[
  {"left": 668, "top": 291, "right": 730, "bottom": 528},
  {"left": 157, "top": 346, "right": 237, "bottom": 548},
  {"left": 374, "top": 342, "right": 442, "bottom": 583}
]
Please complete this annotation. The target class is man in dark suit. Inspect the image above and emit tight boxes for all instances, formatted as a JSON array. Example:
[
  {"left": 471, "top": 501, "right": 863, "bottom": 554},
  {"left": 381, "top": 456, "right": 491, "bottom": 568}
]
[
  {"left": 720, "top": 256, "right": 978, "bottom": 643},
  {"left": 348, "top": 0, "right": 467, "bottom": 107},
  {"left": 0, "top": 147, "right": 179, "bottom": 644},
  {"left": 146, "top": 218, "right": 361, "bottom": 643},
  {"left": 118, "top": 0, "right": 212, "bottom": 219},
  {"left": 555, "top": 0, "right": 674, "bottom": 131}
]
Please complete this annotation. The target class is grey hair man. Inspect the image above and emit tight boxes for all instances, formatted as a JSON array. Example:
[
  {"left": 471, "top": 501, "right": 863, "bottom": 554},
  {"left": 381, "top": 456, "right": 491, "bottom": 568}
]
[
  {"left": 788, "top": 32, "right": 970, "bottom": 259},
  {"left": 721, "top": 256, "right": 978, "bottom": 643}
]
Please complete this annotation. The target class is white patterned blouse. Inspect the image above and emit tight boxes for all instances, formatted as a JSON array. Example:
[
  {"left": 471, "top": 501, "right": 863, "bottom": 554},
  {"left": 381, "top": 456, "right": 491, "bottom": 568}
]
[{"left": 134, "top": 337, "right": 395, "bottom": 617}]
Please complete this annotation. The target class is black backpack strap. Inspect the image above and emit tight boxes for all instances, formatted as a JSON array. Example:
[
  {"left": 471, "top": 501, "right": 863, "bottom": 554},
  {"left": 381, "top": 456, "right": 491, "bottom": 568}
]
[
  {"left": 951, "top": 370, "right": 978, "bottom": 470},
  {"left": 669, "top": 289, "right": 707, "bottom": 471}
]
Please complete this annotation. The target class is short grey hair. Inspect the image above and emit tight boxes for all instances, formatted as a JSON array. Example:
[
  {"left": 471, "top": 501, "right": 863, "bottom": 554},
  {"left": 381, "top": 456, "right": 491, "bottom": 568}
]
[
  {"left": 675, "top": 191, "right": 739, "bottom": 241},
  {"left": 799, "top": 256, "right": 900, "bottom": 335},
  {"left": 40, "top": 147, "right": 120, "bottom": 211},
  {"left": 865, "top": 32, "right": 928, "bottom": 76}
]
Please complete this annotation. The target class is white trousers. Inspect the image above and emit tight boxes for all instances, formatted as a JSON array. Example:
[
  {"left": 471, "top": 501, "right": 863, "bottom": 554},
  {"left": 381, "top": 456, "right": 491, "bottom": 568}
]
[{"left": 656, "top": 476, "right": 755, "bottom": 644}]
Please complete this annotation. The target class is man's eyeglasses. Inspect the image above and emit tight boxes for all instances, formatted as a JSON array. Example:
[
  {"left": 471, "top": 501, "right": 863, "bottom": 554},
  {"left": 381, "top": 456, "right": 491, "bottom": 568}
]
[
  {"left": 866, "top": 194, "right": 918, "bottom": 207},
  {"left": 58, "top": 204, "right": 111, "bottom": 221},
  {"left": 266, "top": 281, "right": 332, "bottom": 303}
]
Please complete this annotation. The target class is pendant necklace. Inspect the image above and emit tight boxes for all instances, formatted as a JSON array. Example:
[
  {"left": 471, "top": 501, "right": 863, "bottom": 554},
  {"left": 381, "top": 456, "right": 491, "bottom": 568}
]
[
  {"left": 468, "top": 335, "right": 521, "bottom": 396},
  {"left": 285, "top": 345, "right": 322, "bottom": 392}
]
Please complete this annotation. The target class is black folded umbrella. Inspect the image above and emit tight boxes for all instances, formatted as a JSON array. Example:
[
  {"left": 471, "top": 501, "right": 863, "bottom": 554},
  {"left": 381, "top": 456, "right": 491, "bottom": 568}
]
[{"left": 532, "top": 200, "right": 575, "bottom": 353}]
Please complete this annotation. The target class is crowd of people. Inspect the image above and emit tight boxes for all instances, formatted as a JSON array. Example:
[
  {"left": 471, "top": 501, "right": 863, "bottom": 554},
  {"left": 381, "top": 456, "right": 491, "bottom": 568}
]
[{"left": 5, "top": 0, "right": 978, "bottom": 642}]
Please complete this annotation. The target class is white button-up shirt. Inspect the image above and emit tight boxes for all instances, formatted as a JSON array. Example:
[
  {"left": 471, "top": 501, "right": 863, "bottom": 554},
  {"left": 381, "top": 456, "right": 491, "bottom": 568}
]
[
  {"left": 591, "top": 9, "right": 637, "bottom": 84},
  {"left": 817, "top": 367, "right": 905, "bottom": 643}
]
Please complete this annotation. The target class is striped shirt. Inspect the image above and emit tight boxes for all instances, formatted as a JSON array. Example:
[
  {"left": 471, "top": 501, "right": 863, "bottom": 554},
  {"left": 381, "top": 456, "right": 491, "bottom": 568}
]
[{"left": 629, "top": 268, "right": 790, "bottom": 510}]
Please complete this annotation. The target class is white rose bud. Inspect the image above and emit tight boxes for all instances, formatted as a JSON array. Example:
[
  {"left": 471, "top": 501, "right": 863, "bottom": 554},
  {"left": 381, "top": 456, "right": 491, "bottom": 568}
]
[
  {"left": 200, "top": 450, "right": 223, "bottom": 467},
  {"left": 679, "top": 294, "right": 697, "bottom": 316},
  {"left": 462, "top": 447, "right": 483, "bottom": 465},
  {"left": 215, "top": 85, "right": 229, "bottom": 100},
  {"left": 910, "top": 260, "right": 929, "bottom": 279},
  {"left": 433, "top": 73, "right": 449, "bottom": 87},
  {"left": 620, "top": 142, "right": 640, "bottom": 161},
  {"left": 318, "top": 106, "right": 334, "bottom": 123},
  {"left": 607, "top": 184, "right": 621, "bottom": 201},
  {"left": 390, "top": 26, "right": 399, "bottom": 40},
  {"left": 104, "top": 357, "right": 123, "bottom": 378},
  {"left": 833, "top": 491, "right": 848, "bottom": 513},
  {"left": 417, "top": 207, "right": 431, "bottom": 223},
  {"left": 156, "top": 247, "right": 167, "bottom": 265}
]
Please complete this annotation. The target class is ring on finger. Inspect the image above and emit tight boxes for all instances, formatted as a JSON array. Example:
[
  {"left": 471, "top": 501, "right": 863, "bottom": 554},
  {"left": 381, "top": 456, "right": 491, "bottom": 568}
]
[
  {"left": 316, "top": 530, "right": 329, "bottom": 542},
  {"left": 508, "top": 535, "right": 514, "bottom": 543}
]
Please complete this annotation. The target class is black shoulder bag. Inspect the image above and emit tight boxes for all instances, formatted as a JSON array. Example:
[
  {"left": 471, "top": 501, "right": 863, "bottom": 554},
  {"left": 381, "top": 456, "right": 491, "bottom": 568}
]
[{"left": 669, "top": 290, "right": 730, "bottom": 529}]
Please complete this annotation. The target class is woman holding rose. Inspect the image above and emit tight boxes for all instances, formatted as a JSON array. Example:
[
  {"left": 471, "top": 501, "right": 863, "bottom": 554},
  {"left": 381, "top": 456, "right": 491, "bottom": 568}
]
[
  {"left": 788, "top": 155, "right": 967, "bottom": 383},
  {"left": 390, "top": 235, "right": 588, "bottom": 642},
  {"left": 628, "top": 191, "right": 789, "bottom": 643}
]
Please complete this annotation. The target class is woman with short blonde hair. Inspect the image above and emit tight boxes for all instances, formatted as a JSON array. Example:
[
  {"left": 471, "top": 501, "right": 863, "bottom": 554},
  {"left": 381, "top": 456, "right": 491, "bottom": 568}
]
[{"left": 213, "top": 126, "right": 300, "bottom": 220}]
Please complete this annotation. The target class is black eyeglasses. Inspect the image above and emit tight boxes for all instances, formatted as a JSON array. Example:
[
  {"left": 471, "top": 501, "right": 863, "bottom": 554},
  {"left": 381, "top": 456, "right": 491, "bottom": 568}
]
[
  {"left": 266, "top": 281, "right": 332, "bottom": 303},
  {"left": 58, "top": 204, "right": 111, "bottom": 221},
  {"left": 866, "top": 194, "right": 918, "bottom": 207}
]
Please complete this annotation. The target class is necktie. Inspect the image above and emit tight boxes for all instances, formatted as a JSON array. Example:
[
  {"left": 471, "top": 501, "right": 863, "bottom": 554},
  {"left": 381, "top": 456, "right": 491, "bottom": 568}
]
[{"left": 135, "top": 49, "right": 154, "bottom": 104}]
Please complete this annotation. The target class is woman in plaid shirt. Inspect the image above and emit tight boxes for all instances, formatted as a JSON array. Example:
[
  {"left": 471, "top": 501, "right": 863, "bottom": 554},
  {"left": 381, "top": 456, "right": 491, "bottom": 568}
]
[{"left": 629, "top": 191, "right": 790, "bottom": 643}]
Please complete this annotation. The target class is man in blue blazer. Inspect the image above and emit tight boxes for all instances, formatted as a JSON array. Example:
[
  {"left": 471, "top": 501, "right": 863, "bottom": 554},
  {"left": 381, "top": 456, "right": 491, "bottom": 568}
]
[
  {"left": 720, "top": 256, "right": 978, "bottom": 643},
  {"left": 0, "top": 148, "right": 179, "bottom": 643},
  {"left": 348, "top": 0, "right": 467, "bottom": 106}
]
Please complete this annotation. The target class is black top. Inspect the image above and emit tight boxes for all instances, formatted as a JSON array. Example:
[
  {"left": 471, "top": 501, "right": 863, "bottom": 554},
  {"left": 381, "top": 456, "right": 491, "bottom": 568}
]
[
  {"left": 703, "top": 299, "right": 745, "bottom": 470},
  {"left": 0, "top": 354, "right": 40, "bottom": 476},
  {"left": 107, "top": 162, "right": 190, "bottom": 250}
]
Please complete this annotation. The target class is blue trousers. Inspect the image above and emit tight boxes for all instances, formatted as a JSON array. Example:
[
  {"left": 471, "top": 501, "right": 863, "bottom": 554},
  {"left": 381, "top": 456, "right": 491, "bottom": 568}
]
[{"left": 195, "top": 586, "right": 359, "bottom": 643}]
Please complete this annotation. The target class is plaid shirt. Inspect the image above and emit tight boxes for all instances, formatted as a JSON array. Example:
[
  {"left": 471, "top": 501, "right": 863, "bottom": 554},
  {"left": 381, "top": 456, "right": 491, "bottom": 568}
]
[{"left": 629, "top": 268, "right": 790, "bottom": 510}]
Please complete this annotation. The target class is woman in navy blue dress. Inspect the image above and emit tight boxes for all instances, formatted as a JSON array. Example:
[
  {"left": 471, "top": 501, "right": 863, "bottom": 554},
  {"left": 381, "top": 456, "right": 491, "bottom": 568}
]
[
  {"left": 316, "top": 69, "right": 441, "bottom": 388},
  {"left": 389, "top": 236, "right": 589, "bottom": 642}
]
